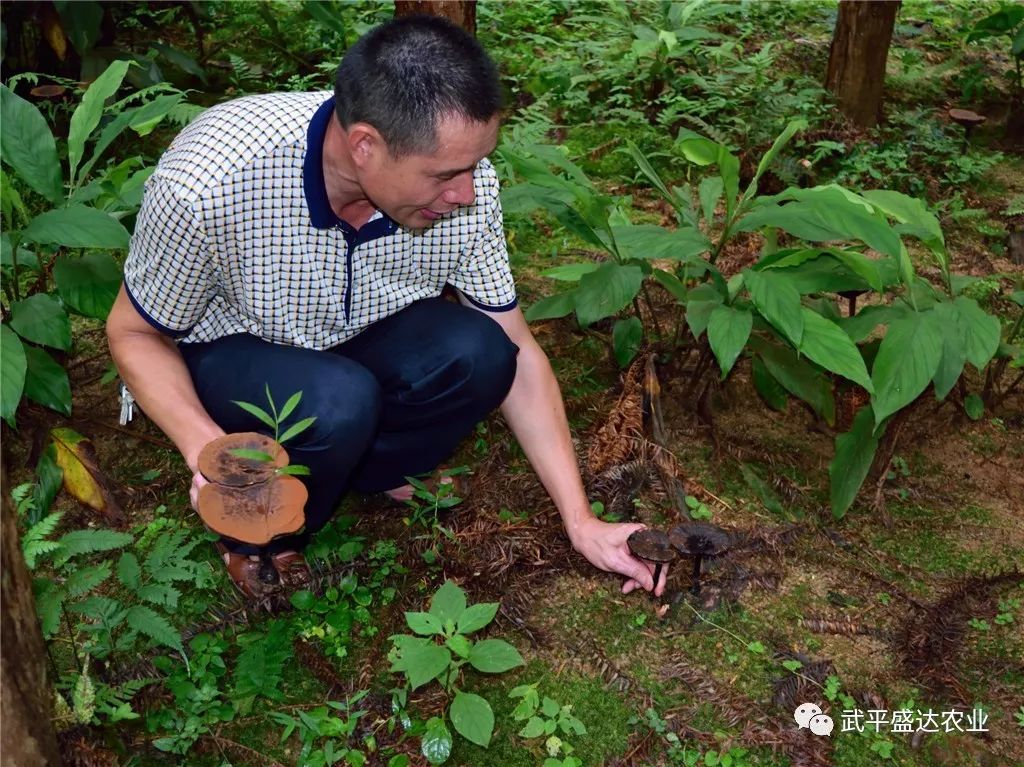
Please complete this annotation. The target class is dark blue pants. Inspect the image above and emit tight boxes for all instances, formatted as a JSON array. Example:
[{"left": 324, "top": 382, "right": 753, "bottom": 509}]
[{"left": 179, "top": 298, "right": 519, "bottom": 554}]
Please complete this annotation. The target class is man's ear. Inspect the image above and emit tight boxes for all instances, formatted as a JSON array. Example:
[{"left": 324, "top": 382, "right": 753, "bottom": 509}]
[{"left": 346, "top": 122, "right": 386, "bottom": 169}]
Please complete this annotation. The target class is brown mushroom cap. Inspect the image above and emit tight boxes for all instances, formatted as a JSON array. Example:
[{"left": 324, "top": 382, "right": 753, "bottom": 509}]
[
  {"left": 948, "top": 109, "right": 986, "bottom": 128},
  {"left": 627, "top": 528, "right": 676, "bottom": 563},
  {"left": 197, "top": 474, "right": 307, "bottom": 545},
  {"left": 198, "top": 432, "right": 288, "bottom": 487},
  {"left": 30, "top": 84, "right": 67, "bottom": 99},
  {"left": 668, "top": 522, "right": 732, "bottom": 558}
]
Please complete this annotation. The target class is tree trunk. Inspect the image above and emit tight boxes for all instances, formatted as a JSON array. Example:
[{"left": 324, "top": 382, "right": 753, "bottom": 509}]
[
  {"left": 1, "top": 461, "right": 62, "bottom": 767},
  {"left": 394, "top": 1, "right": 476, "bottom": 36},
  {"left": 825, "top": 0, "right": 900, "bottom": 128}
]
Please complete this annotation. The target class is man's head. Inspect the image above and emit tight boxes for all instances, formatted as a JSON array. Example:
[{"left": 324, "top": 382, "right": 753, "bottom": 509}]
[{"left": 332, "top": 16, "right": 503, "bottom": 228}]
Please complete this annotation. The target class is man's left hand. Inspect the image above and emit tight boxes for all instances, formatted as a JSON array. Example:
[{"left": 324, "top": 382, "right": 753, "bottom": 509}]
[{"left": 567, "top": 516, "right": 669, "bottom": 597}]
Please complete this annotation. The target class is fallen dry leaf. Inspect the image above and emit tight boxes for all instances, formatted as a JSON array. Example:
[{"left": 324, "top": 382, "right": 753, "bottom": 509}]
[{"left": 50, "top": 427, "right": 124, "bottom": 525}]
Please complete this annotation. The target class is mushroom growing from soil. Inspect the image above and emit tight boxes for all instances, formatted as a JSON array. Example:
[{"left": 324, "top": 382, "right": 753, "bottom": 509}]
[
  {"left": 197, "top": 432, "right": 308, "bottom": 585},
  {"left": 626, "top": 528, "right": 675, "bottom": 591},
  {"left": 668, "top": 522, "right": 732, "bottom": 596},
  {"left": 948, "top": 108, "right": 986, "bottom": 153}
]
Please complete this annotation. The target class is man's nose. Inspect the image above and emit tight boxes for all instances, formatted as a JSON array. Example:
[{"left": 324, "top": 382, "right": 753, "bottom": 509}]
[{"left": 442, "top": 172, "right": 475, "bottom": 207}]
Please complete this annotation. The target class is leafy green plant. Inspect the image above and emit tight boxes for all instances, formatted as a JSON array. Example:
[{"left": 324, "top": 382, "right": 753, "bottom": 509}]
[
  {"left": 504, "top": 118, "right": 1003, "bottom": 518},
  {"left": 402, "top": 466, "right": 468, "bottom": 539},
  {"left": 510, "top": 683, "right": 587, "bottom": 767},
  {"left": 388, "top": 580, "right": 525, "bottom": 762},
  {"left": 966, "top": 2, "right": 1023, "bottom": 94},
  {"left": 270, "top": 693, "right": 371, "bottom": 767},
  {"left": 1, "top": 61, "right": 192, "bottom": 425},
  {"left": 290, "top": 573, "right": 375, "bottom": 661},
  {"left": 230, "top": 385, "right": 317, "bottom": 475}
]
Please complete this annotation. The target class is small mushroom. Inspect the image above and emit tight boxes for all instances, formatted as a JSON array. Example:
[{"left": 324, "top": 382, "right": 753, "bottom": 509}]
[
  {"left": 626, "top": 528, "right": 675, "bottom": 591},
  {"left": 29, "top": 84, "right": 67, "bottom": 99},
  {"left": 668, "top": 522, "right": 732, "bottom": 596},
  {"left": 948, "top": 109, "right": 986, "bottom": 153}
]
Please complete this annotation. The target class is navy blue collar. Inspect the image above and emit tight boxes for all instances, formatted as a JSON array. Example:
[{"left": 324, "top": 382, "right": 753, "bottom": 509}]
[{"left": 302, "top": 95, "right": 397, "bottom": 242}]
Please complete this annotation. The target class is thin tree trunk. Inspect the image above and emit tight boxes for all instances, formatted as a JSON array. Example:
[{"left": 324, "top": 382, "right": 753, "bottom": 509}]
[
  {"left": 394, "top": 1, "right": 476, "bottom": 36},
  {"left": 825, "top": 0, "right": 900, "bottom": 128},
  {"left": 1, "top": 461, "right": 62, "bottom": 766}
]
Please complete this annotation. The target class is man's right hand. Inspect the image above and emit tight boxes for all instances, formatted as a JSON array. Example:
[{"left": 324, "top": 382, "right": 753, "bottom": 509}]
[{"left": 190, "top": 469, "right": 209, "bottom": 512}]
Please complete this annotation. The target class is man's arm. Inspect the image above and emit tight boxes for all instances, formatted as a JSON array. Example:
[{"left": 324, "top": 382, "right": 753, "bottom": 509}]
[
  {"left": 106, "top": 285, "right": 224, "bottom": 499},
  {"left": 467, "top": 302, "right": 666, "bottom": 596}
]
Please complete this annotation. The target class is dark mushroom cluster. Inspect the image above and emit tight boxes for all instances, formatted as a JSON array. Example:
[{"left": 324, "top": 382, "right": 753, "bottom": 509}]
[{"left": 628, "top": 522, "right": 733, "bottom": 596}]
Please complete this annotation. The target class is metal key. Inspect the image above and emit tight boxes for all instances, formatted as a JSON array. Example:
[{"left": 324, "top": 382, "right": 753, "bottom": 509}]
[{"left": 118, "top": 382, "right": 136, "bottom": 425}]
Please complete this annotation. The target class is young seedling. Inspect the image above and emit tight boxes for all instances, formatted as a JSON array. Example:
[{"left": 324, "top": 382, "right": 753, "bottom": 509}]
[{"left": 230, "top": 385, "right": 317, "bottom": 476}]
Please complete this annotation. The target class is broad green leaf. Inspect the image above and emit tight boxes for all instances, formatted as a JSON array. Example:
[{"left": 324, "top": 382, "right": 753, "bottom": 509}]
[
  {"left": 405, "top": 611, "right": 444, "bottom": 636},
  {"left": 525, "top": 291, "right": 576, "bottom": 322},
  {"left": 610, "top": 224, "right": 710, "bottom": 262},
  {"left": 799, "top": 308, "right": 873, "bottom": 391},
  {"left": 707, "top": 305, "right": 752, "bottom": 378},
  {"left": 624, "top": 140, "right": 674, "bottom": 205},
  {"left": 53, "top": 252, "right": 122, "bottom": 319},
  {"left": 68, "top": 60, "right": 132, "bottom": 186},
  {"left": 429, "top": 580, "right": 467, "bottom": 623},
  {"left": 828, "top": 250, "right": 884, "bottom": 293},
  {"left": 23, "top": 205, "right": 130, "bottom": 250},
  {"left": 896, "top": 242, "right": 917, "bottom": 298},
  {"left": 390, "top": 636, "right": 451, "bottom": 690},
  {"left": 698, "top": 176, "right": 723, "bottom": 225},
  {"left": 0, "top": 85, "right": 63, "bottom": 204},
  {"left": 841, "top": 304, "right": 909, "bottom": 343},
  {"left": 54, "top": 0, "right": 103, "bottom": 55},
  {"left": 10, "top": 294, "right": 71, "bottom": 351},
  {"left": 953, "top": 296, "right": 1001, "bottom": 370},
  {"left": 456, "top": 602, "right": 499, "bottom": 635},
  {"left": 151, "top": 42, "right": 208, "bottom": 83},
  {"left": 964, "top": 393, "right": 984, "bottom": 420},
  {"left": 468, "top": 638, "right": 525, "bottom": 673},
  {"left": 751, "top": 355, "right": 788, "bottom": 412},
  {"left": 290, "top": 589, "right": 316, "bottom": 610},
  {"left": 862, "top": 189, "right": 946, "bottom": 273},
  {"left": 520, "top": 716, "right": 547, "bottom": 739},
  {"left": 574, "top": 263, "right": 644, "bottom": 327},
  {"left": 1, "top": 325, "right": 27, "bottom": 425},
  {"left": 738, "top": 187, "right": 902, "bottom": 258},
  {"left": 930, "top": 302, "right": 967, "bottom": 400},
  {"left": 871, "top": 311, "right": 944, "bottom": 426},
  {"left": 128, "top": 93, "right": 183, "bottom": 136},
  {"left": 748, "top": 335, "right": 835, "bottom": 425},
  {"left": 421, "top": 717, "right": 453, "bottom": 765},
  {"left": 652, "top": 269, "right": 689, "bottom": 303},
  {"left": 746, "top": 118, "right": 807, "bottom": 199},
  {"left": 446, "top": 633, "right": 472, "bottom": 659},
  {"left": 76, "top": 108, "right": 136, "bottom": 183},
  {"left": 540, "top": 263, "right": 600, "bottom": 282},
  {"left": 718, "top": 149, "right": 740, "bottom": 217},
  {"left": 23, "top": 346, "right": 71, "bottom": 415},
  {"left": 757, "top": 247, "right": 825, "bottom": 270},
  {"left": 612, "top": 317, "right": 643, "bottom": 368},
  {"left": 743, "top": 269, "right": 803, "bottom": 346},
  {"left": 676, "top": 132, "right": 720, "bottom": 165},
  {"left": 829, "top": 405, "right": 883, "bottom": 518},
  {"left": 450, "top": 692, "right": 494, "bottom": 747},
  {"left": 126, "top": 604, "right": 183, "bottom": 654},
  {"left": 684, "top": 283, "right": 724, "bottom": 338}
]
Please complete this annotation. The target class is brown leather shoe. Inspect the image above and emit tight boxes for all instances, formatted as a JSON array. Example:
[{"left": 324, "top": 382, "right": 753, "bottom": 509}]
[{"left": 215, "top": 542, "right": 311, "bottom": 600}]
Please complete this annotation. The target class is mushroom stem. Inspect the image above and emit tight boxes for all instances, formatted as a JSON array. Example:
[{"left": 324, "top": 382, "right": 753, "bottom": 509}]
[
  {"left": 690, "top": 554, "right": 703, "bottom": 595},
  {"left": 258, "top": 549, "right": 280, "bottom": 585},
  {"left": 652, "top": 562, "right": 664, "bottom": 592}
]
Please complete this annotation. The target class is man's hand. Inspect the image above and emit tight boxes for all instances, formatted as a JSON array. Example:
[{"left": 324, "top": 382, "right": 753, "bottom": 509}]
[
  {"left": 568, "top": 516, "right": 669, "bottom": 597},
  {"left": 190, "top": 469, "right": 208, "bottom": 512}
]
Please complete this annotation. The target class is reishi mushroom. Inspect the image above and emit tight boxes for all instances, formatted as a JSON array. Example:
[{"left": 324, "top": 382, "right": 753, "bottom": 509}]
[
  {"left": 627, "top": 528, "right": 675, "bottom": 590},
  {"left": 668, "top": 522, "right": 732, "bottom": 595}
]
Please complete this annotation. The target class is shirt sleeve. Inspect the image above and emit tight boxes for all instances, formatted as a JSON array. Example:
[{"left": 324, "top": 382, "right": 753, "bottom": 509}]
[
  {"left": 447, "top": 162, "right": 518, "bottom": 312},
  {"left": 123, "top": 174, "right": 215, "bottom": 337}
]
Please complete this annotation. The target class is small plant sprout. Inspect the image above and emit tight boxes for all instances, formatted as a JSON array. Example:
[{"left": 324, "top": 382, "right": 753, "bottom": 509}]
[
  {"left": 509, "top": 683, "right": 586, "bottom": 766},
  {"left": 388, "top": 580, "right": 524, "bottom": 763},
  {"left": 230, "top": 385, "right": 316, "bottom": 476}
]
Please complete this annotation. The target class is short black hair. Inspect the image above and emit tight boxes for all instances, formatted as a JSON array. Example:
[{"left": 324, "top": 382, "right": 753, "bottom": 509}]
[{"left": 334, "top": 15, "right": 502, "bottom": 157}]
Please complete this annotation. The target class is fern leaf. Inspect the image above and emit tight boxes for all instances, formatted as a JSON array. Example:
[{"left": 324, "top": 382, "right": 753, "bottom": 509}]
[
  {"left": 33, "top": 579, "right": 63, "bottom": 637},
  {"left": 56, "top": 529, "right": 133, "bottom": 563},
  {"left": 117, "top": 552, "right": 141, "bottom": 590},
  {"left": 65, "top": 561, "right": 113, "bottom": 597},
  {"left": 136, "top": 583, "right": 180, "bottom": 609},
  {"left": 232, "top": 619, "right": 292, "bottom": 705},
  {"left": 24, "top": 539, "right": 62, "bottom": 570},
  {"left": 125, "top": 605, "right": 183, "bottom": 655}
]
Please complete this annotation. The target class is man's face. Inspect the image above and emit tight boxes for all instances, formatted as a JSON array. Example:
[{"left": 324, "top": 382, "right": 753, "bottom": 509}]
[{"left": 357, "top": 113, "right": 500, "bottom": 229}]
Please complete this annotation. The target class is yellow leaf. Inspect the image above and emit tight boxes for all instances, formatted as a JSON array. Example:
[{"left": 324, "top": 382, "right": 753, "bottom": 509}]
[{"left": 50, "top": 427, "right": 123, "bottom": 523}]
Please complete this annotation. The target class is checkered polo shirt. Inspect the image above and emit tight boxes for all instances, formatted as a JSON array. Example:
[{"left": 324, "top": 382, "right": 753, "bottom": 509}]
[{"left": 124, "top": 91, "right": 517, "bottom": 349}]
